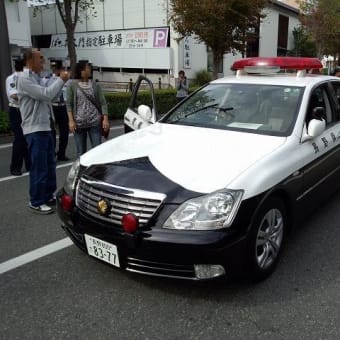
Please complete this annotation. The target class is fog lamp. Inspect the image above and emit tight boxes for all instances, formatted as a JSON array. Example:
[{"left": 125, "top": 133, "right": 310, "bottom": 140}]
[
  {"left": 61, "top": 194, "right": 74, "bottom": 212},
  {"left": 194, "top": 264, "right": 226, "bottom": 279}
]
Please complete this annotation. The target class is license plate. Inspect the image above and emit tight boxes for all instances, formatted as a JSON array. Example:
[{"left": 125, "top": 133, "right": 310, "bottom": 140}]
[{"left": 84, "top": 234, "right": 120, "bottom": 267}]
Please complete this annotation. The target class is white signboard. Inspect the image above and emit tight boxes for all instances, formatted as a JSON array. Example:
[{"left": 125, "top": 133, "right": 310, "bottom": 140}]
[
  {"left": 183, "top": 36, "right": 191, "bottom": 69},
  {"left": 50, "top": 27, "right": 169, "bottom": 49},
  {"left": 27, "top": 0, "right": 58, "bottom": 6}
]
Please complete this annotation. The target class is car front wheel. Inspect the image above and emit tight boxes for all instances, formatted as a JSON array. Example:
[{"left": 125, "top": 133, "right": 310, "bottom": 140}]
[{"left": 246, "top": 197, "right": 287, "bottom": 282}]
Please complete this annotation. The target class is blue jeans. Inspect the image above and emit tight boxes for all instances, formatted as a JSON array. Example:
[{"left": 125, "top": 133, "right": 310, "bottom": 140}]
[
  {"left": 25, "top": 131, "right": 56, "bottom": 206},
  {"left": 74, "top": 125, "right": 101, "bottom": 157}
]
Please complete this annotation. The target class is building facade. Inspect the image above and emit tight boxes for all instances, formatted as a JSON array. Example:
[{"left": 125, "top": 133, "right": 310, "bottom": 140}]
[
  {"left": 29, "top": 0, "right": 300, "bottom": 86},
  {"left": 5, "top": 0, "right": 32, "bottom": 63}
]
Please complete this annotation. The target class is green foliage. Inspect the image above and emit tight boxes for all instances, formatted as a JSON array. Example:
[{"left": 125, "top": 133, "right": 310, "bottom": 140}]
[
  {"left": 169, "top": 0, "right": 267, "bottom": 78},
  {"left": 0, "top": 110, "right": 10, "bottom": 134},
  {"left": 299, "top": 0, "right": 340, "bottom": 57},
  {"left": 105, "top": 92, "right": 132, "bottom": 120},
  {"left": 287, "top": 26, "right": 317, "bottom": 57},
  {"left": 192, "top": 69, "right": 212, "bottom": 87},
  {"left": 105, "top": 89, "right": 178, "bottom": 119},
  {"left": 0, "top": 90, "right": 179, "bottom": 134}
]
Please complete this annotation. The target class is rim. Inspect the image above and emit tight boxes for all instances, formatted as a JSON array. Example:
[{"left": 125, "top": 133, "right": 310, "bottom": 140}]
[{"left": 255, "top": 208, "right": 284, "bottom": 270}]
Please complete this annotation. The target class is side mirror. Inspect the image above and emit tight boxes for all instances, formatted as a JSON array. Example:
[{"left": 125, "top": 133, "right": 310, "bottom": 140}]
[
  {"left": 301, "top": 118, "right": 326, "bottom": 142},
  {"left": 138, "top": 104, "right": 155, "bottom": 122},
  {"left": 308, "top": 118, "right": 326, "bottom": 137}
]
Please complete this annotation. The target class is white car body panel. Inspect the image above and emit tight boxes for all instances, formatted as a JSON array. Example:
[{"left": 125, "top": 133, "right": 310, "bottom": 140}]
[{"left": 81, "top": 123, "right": 289, "bottom": 198}]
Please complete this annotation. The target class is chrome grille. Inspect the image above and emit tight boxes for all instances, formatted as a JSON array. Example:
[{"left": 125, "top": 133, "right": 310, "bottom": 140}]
[
  {"left": 76, "top": 177, "right": 166, "bottom": 226},
  {"left": 126, "top": 257, "right": 197, "bottom": 280}
]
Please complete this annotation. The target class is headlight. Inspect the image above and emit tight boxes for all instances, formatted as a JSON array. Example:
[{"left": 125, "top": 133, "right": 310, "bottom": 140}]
[
  {"left": 64, "top": 158, "right": 80, "bottom": 195},
  {"left": 163, "top": 190, "right": 243, "bottom": 230}
]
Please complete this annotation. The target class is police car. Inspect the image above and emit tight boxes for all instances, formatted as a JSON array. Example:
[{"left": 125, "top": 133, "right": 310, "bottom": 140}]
[{"left": 57, "top": 57, "right": 340, "bottom": 282}]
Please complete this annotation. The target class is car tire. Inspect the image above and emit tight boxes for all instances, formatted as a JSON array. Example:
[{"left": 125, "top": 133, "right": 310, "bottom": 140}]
[{"left": 246, "top": 196, "right": 287, "bottom": 282}]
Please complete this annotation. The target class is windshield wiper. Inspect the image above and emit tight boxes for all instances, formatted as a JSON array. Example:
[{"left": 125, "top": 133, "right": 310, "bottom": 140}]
[{"left": 168, "top": 104, "right": 234, "bottom": 124}]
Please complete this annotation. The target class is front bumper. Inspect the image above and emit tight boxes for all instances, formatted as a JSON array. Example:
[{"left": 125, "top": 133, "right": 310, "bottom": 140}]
[{"left": 57, "top": 190, "right": 253, "bottom": 280}]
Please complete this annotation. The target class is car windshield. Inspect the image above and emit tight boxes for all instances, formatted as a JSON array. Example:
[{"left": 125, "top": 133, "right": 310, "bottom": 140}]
[{"left": 163, "top": 83, "right": 304, "bottom": 136}]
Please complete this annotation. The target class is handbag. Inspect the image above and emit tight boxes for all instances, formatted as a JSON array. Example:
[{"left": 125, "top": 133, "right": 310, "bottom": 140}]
[{"left": 76, "top": 83, "right": 110, "bottom": 139}]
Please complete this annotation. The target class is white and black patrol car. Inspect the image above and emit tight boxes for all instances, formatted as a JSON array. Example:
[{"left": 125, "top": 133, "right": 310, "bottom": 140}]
[{"left": 57, "top": 57, "right": 340, "bottom": 282}]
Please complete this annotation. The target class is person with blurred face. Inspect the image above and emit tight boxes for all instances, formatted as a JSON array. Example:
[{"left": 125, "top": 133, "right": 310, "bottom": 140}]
[
  {"left": 17, "top": 49, "right": 70, "bottom": 214},
  {"left": 66, "top": 61, "right": 109, "bottom": 157},
  {"left": 42, "top": 60, "right": 70, "bottom": 161},
  {"left": 176, "top": 70, "right": 189, "bottom": 102},
  {"left": 6, "top": 59, "right": 30, "bottom": 176}
]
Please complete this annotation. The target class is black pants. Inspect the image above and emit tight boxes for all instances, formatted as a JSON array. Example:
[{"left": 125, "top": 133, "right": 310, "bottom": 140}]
[
  {"left": 8, "top": 106, "right": 30, "bottom": 172},
  {"left": 52, "top": 105, "right": 69, "bottom": 158}
]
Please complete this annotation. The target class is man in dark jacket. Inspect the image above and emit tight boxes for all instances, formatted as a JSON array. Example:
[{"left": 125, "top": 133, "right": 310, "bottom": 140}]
[
  {"left": 42, "top": 60, "right": 70, "bottom": 161},
  {"left": 5, "top": 59, "right": 30, "bottom": 176}
]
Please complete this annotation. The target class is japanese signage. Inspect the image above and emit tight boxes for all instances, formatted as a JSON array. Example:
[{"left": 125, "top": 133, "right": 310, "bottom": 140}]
[
  {"left": 183, "top": 36, "right": 191, "bottom": 69},
  {"left": 27, "top": 0, "right": 58, "bottom": 6},
  {"left": 50, "top": 27, "right": 169, "bottom": 49}
]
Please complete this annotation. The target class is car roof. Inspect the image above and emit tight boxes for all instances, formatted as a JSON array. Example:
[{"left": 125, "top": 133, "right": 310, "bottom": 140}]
[{"left": 210, "top": 74, "right": 339, "bottom": 88}]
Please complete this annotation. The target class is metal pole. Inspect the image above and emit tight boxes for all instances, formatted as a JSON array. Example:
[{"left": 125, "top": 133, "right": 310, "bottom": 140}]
[{"left": 0, "top": 0, "right": 12, "bottom": 113}]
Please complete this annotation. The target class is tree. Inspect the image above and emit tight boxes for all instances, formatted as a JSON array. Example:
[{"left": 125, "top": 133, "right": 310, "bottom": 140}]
[
  {"left": 54, "top": 0, "right": 99, "bottom": 76},
  {"left": 298, "top": 0, "right": 340, "bottom": 58},
  {"left": 10, "top": 0, "right": 99, "bottom": 76},
  {"left": 287, "top": 26, "right": 316, "bottom": 57},
  {"left": 169, "top": 0, "right": 267, "bottom": 79}
]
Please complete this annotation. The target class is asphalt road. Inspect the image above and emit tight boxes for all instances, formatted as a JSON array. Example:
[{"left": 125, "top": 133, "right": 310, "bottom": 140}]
[{"left": 0, "top": 126, "right": 339, "bottom": 339}]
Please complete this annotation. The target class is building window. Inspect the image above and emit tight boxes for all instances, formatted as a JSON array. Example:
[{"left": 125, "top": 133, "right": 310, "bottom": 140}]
[
  {"left": 246, "top": 25, "right": 260, "bottom": 57},
  {"left": 277, "top": 14, "right": 289, "bottom": 56},
  {"left": 32, "top": 35, "right": 52, "bottom": 48}
]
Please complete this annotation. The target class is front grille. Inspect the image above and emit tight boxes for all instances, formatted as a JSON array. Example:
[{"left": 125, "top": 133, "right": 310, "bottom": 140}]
[
  {"left": 126, "top": 257, "right": 197, "bottom": 280},
  {"left": 76, "top": 177, "right": 166, "bottom": 226}
]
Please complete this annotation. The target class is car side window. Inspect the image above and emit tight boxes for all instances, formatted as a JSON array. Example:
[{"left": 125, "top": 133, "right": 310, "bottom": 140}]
[
  {"left": 329, "top": 82, "right": 340, "bottom": 121},
  {"left": 306, "top": 86, "right": 332, "bottom": 126}
]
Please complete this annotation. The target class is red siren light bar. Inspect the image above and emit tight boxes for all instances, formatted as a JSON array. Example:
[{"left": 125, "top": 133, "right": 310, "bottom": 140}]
[{"left": 232, "top": 57, "right": 323, "bottom": 71}]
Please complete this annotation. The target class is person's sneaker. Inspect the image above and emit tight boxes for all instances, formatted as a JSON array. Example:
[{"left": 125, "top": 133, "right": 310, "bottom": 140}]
[
  {"left": 11, "top": 169, "right": 22, "bottom": 176},
  {"left": 29, "top": 203, "right": 54, "bottom": 215}
]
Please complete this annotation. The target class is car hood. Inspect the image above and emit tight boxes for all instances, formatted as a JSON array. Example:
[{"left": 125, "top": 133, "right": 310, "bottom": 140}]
[{"left": 81, "top": 123, "right": 286, "bottom": 194}]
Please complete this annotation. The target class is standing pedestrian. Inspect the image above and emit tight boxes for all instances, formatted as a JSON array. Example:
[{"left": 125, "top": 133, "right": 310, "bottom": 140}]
[
  {"left": 43, "top": 60, "right": 70, "bottom": 161},
  {"left": 67, "top": 61, "right": 109, "bottom": 157},
  {"left": 176, "top": 70, "right": 189, "bottom": 102},
  {"left": 17, "top": 48, "right": 70, "bottom": 214},
  {"left": 6, "top": 59, "right": 30, "bottom": 176}
]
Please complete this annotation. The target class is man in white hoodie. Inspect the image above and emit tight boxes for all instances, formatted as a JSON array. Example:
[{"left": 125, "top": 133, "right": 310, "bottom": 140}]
[{"left": 17, "top": 49, "right": 69, "bottom": 214}]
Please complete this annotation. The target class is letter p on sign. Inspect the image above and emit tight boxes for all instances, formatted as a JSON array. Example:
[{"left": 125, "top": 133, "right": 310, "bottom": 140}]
[{"left": 153, "top": 28, "right": 168, "bottom": 48}]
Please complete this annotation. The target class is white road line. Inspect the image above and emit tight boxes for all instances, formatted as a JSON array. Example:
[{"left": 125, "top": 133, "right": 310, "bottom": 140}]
[
  {"left": 0, "top": 237, "right": 73, "bottom": 275},
  {"left": 0, "top": 161, "right": 73, "bottom": 182},
  {"left": 0, "top": 143, "right": 12, "bottom": 149}
]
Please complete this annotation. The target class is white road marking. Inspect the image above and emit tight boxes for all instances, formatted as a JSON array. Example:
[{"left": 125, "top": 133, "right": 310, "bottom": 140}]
[
  {"left": 0, "top": 237, "right": 73, "bottom": 274},
  {"left": 0, "top": 124, "right": 124, "bottom": 274},
  {"left": 0, "top": 143, "right": 12, "bottom": 150},
  {"left": 0, "top": 162, "right": 73, "bottom": 182}
]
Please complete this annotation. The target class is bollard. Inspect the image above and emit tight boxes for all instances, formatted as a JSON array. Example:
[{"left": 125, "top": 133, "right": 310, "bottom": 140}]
[
  {"left": 158, "top": 77, "right": 161, "bottom": 90},
  {"left": 129, "top": 78, "right": 133, "bottom": 92}
]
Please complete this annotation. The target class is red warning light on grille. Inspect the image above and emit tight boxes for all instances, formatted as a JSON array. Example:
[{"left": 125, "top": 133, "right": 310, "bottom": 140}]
[{"left": 122, "top": 213, "right": 139, "bottom": 233}]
